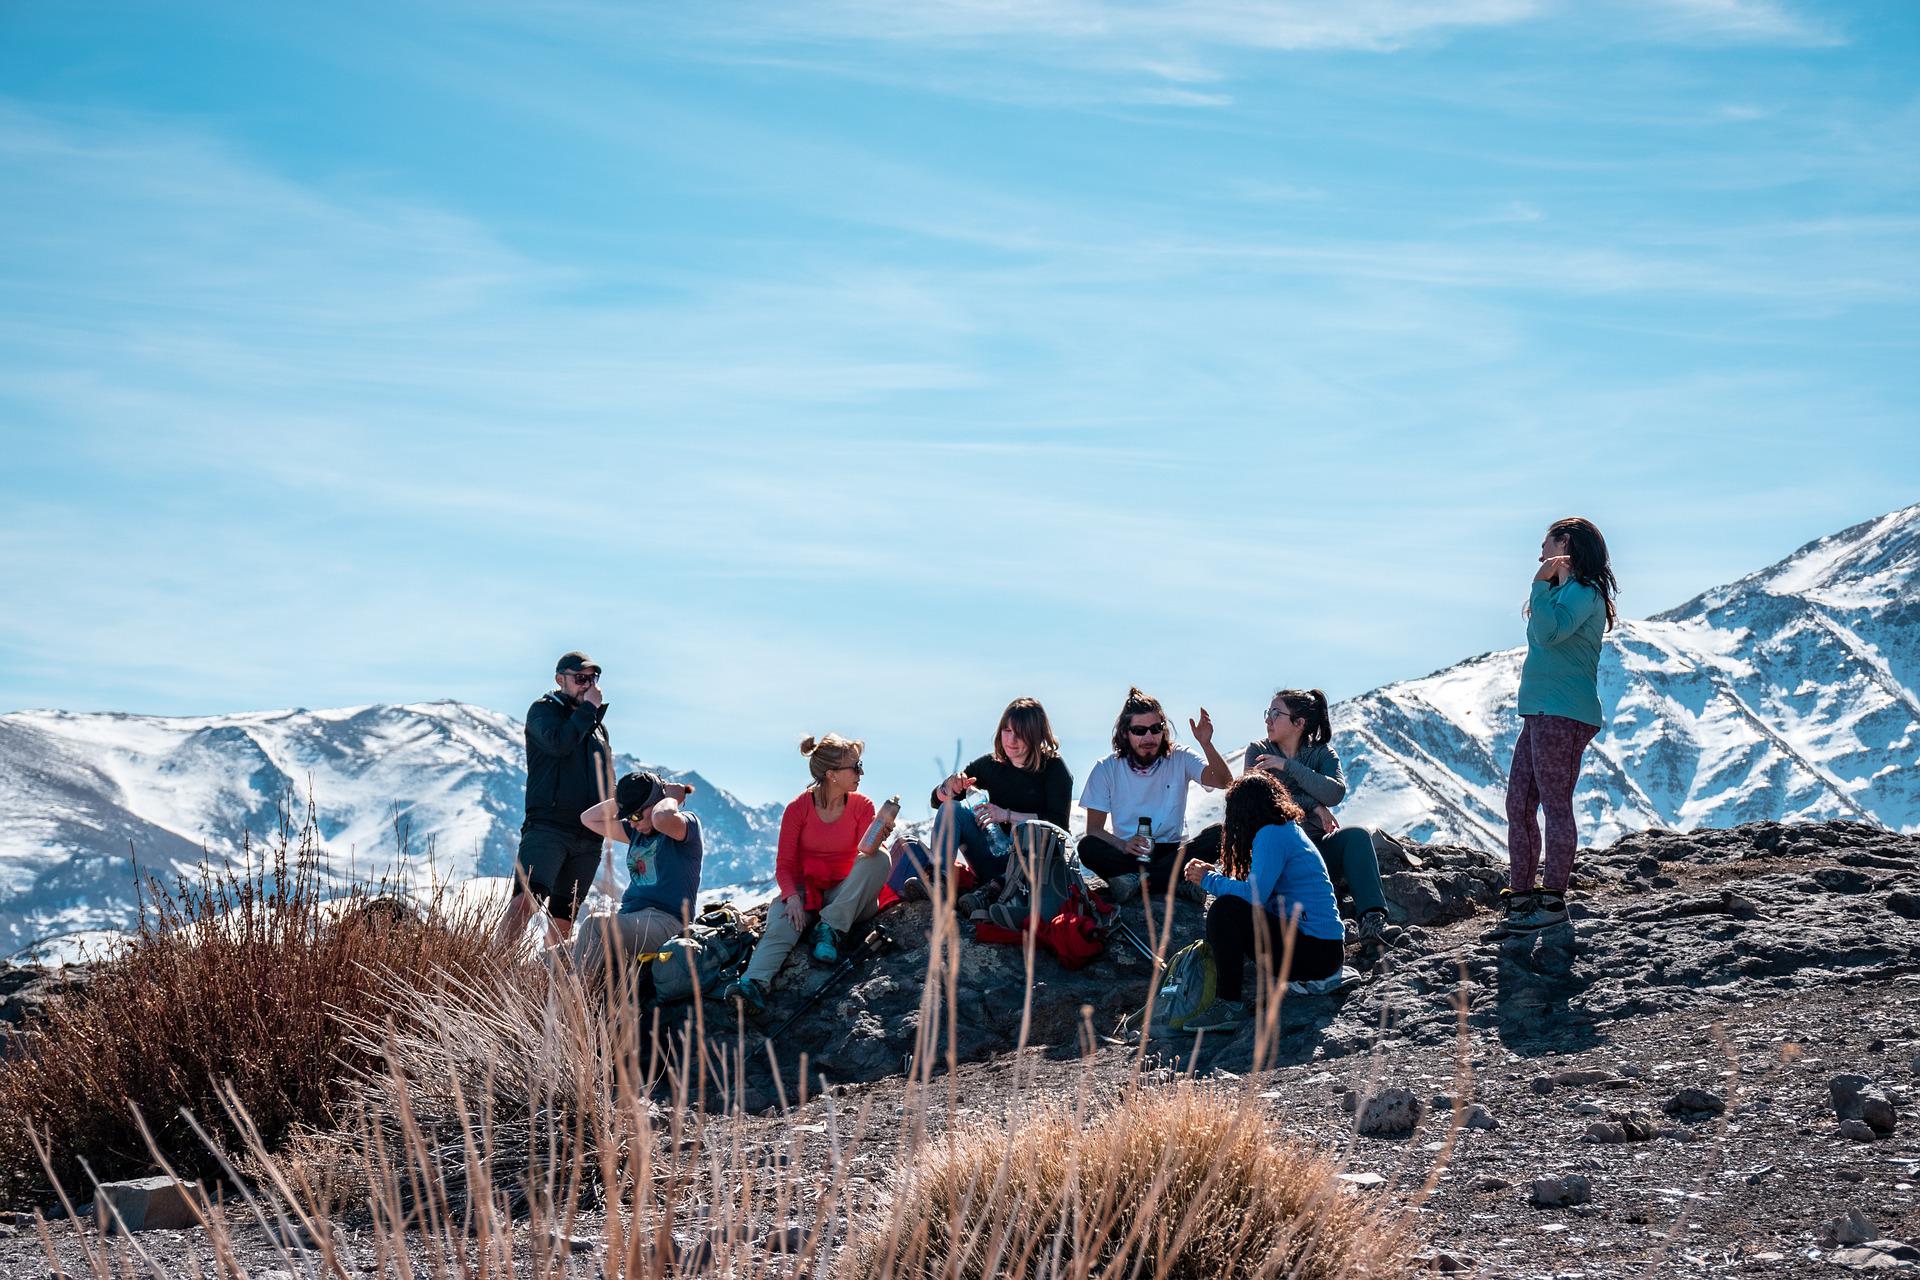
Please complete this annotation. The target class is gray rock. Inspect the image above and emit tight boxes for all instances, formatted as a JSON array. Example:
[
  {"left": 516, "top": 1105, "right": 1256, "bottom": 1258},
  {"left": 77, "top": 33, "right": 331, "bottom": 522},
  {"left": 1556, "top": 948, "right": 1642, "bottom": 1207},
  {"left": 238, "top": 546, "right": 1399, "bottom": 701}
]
[
  {"left": 1354, "top": 1087, "right": 1423, "bottom": 1137},
  {"left": 1552, "top": 1069, "right": 1623, "bottom": 1088},
  {"left": 1663, "top": 1088, "right": 1726, "bottom": 1118},
  {"left": 1832, "top": 1073, "right": 1874, "bottom": 1118},
  {"left": 94, "top": 1176, "right": 200, "bottom": 1233},
  {"left": 548, "top": 1229, "right": 596, "bottom": 1254},
  {"left": 1528, "top": 1174, "right": 1592, "bottom": 1209},
  {"left": 1581, "top": 1110, "right": 1658, "bottom": 1144},
  {"left": 1826, "top": 1210, "right": 1882, "bottom": 1248},
  {"left": 1840, "top": 1118, "right": 1881, "bottom": 1142},
  {"left": 1829, "top": 1239, "right": 1920, "bottom": 1270},
  {"left": 760, "top": 1224, "right": 809, "bottom": 1252},
  {"left": 1462, "top": 1104, "right": 1498, "bottom": 1131}
]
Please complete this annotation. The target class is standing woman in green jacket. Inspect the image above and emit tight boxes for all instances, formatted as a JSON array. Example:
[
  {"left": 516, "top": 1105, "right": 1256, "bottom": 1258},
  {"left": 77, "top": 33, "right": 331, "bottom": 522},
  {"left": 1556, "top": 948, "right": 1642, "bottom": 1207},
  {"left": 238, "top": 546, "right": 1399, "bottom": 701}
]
[{"left": 1491, "top": 517, "right": 1618, "bottom": 937}]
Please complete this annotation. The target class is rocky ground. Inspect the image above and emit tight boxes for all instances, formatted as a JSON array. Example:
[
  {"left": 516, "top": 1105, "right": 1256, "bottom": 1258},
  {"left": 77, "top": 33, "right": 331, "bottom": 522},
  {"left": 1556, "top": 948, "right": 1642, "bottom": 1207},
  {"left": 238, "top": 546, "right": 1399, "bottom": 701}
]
[{"left": 6, "top": 818, "right": 1920, "bottom": 1277}]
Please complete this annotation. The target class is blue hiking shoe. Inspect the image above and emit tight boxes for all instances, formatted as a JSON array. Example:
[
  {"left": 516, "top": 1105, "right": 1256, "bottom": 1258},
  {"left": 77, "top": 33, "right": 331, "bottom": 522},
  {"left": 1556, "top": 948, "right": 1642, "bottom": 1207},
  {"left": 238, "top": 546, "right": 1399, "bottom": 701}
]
[
  {"left": 811, "top": 923, "right": 844, "bottom": 966},
  {"left": 718, "top": 976, "right": 768, "bottom": 1016}
]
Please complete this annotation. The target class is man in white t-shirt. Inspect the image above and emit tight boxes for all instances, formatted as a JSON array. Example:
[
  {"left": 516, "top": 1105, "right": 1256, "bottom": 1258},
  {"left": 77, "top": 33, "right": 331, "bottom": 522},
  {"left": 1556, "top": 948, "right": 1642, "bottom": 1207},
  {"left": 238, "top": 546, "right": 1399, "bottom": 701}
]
[{"left": 1078, "top": 686, "right": 1232, "bottom": 902}]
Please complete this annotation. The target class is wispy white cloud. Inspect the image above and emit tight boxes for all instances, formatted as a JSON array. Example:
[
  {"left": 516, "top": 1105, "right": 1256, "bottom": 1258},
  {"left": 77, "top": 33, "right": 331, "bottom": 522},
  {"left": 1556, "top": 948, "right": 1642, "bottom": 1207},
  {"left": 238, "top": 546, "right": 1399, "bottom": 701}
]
[{"left": 1628, "top": 0, "right": 1842, "bottom": 46}]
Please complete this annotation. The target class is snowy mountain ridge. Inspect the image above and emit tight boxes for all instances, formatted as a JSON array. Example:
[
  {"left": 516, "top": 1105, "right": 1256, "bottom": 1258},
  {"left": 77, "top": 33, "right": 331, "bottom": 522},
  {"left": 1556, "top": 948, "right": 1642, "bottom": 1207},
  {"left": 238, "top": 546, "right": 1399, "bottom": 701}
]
[
  {"left": 2, "top": 503, "right": 1916, "bottom": 955},
  {"left": 0, "top": 700, "right": 781, "bottom": 955},
  {"left": 1188, "top": 503, "right": 1920, "bottom": 848}
]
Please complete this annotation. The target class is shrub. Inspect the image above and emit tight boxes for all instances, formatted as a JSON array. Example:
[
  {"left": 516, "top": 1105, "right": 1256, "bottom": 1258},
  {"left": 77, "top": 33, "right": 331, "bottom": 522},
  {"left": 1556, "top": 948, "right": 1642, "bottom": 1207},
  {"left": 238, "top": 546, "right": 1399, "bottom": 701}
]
[
  {"left": 840, "top": 1084, "right": 1417, "bottom": 1280},
  {"left": 0, "top": 811, "right": 520, "bottom": 1204}
]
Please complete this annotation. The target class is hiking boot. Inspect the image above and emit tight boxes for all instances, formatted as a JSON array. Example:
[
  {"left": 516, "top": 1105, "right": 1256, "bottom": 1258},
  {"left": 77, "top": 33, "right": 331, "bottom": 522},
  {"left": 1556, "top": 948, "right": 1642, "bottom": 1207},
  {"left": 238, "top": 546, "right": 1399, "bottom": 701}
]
[
  {"left": 1180, "top": 999, "right": 1250, "bottom": 1034},
  {"left": 985, "top": 893, "right": 1031, "bottom": 930},
  {"left": 1174, "top": 878, "right": 1208, "bottom": 906},
  {"left": 1105, "top": 873, "right": 1142, "bottom": 903},
  {"left": 811, "top": 922, "right": 844, "bottom": 965},
  {"left": 1480, "top": 889, "right": 1536, "bottom": 942},
  {"left": 1288, "top": 966, "right": 1360, "bottom": 997},
  {"left": 1353, "top": 909, "right": 1390, "bottom": 947},
  {"left": 1508, "top": 890, "right": 1570, "bottom": 932},
  {"left": 956, "top": 887, "right": 994, "bottom": 917},
  {"left": 717, "top": 976, "right": 768, "bottom": 1016},
  {"left": 901, "top": 875, "right": 929, "bottom": 903}
]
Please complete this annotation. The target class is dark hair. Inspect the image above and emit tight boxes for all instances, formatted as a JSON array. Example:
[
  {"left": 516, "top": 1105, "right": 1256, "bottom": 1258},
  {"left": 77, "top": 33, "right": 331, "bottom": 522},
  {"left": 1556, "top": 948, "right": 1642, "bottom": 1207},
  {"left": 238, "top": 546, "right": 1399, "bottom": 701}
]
[
  {"left": 993, "top": 697, "right": 1060, "bottom": 772},
  {"left": 1547, "top": 516, "right": 1619, "bottom": 631},
  {"left": 1269, "top": 688, "right": 1332, "bottom": 749},
  {"left": 1218, "top": 773, "right": 1305, "bottom": 881},
  {"left": 1110, "top": 687, "right": 1174, "bottom": 760}
]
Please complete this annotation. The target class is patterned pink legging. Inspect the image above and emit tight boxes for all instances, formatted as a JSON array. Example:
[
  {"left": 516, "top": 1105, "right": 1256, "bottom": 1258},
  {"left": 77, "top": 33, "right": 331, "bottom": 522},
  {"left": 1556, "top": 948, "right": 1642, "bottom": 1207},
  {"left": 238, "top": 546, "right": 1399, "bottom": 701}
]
[{"left": 1505, "top": 713, "right": 1600, "bottom": 892}]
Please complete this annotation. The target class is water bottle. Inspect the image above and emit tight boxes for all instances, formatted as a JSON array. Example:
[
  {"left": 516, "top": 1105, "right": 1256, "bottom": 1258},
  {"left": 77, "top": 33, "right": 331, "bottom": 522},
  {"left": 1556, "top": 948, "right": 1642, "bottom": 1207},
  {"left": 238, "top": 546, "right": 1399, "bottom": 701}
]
[
  {"left": 1135, "top": 817, "right": 1153, "bottom": 864},
  {"left": 961, "top": 790, "right": 1014, "bottom": 865},
  {"left": 861, "top": 795, "right": 902, "bottom": 855}
]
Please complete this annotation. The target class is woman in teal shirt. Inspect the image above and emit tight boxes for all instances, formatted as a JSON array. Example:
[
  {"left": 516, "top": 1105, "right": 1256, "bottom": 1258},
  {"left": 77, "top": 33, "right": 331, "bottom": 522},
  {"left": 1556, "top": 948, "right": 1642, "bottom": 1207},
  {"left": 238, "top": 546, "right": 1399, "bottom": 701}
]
[{"left": 1490, "top": 516, "right": 1618, "bottom": 937}]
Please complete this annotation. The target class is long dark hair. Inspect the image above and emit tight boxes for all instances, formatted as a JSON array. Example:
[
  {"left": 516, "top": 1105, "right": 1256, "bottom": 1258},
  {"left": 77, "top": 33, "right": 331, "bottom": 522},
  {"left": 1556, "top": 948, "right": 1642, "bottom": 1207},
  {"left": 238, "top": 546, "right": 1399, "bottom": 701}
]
[
  {"left": 1110, "top": 687, "right": 1173, "bottom": 760},
  {"left": 1548, "top": 516, "right": 1619, "bottom": 631},
  {"left": 1270, "top": 688, "right": 1332, "bottom": 749},
  {"left": 993, "top": 697, "right": 1060, "bottom": 772},
  {"left": 1218, "top": 772, "right": 1305, "bottom": 881}
]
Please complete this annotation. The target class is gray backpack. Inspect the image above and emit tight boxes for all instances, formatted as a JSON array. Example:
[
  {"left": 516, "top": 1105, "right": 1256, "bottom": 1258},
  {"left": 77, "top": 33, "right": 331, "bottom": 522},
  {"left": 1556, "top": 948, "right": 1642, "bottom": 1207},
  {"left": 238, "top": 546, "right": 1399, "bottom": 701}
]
[
  {"left": 1144, "top": 939, "right": 1219, "bottom": 1038},
  {"left": 986, "top": 821, "right": 1080, "bottom": 929},
  {"left": 647, "top": 902, "right": 756, "bottom": 1003}
]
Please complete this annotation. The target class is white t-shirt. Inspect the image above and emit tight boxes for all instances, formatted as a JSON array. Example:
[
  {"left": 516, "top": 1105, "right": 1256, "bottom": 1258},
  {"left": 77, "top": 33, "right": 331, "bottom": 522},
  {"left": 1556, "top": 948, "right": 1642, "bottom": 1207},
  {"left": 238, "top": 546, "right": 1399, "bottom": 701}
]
[{"left": 1079, "top": 746, "right": 1212, "bottom": 842}]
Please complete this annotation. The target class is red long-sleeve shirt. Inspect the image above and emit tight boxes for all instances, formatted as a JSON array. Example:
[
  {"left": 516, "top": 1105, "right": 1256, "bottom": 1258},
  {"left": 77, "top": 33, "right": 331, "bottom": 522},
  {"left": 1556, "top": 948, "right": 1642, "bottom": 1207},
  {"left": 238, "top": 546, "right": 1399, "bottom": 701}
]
[{"left": 774, "top": 791, "right": 876, "bottom": 901}]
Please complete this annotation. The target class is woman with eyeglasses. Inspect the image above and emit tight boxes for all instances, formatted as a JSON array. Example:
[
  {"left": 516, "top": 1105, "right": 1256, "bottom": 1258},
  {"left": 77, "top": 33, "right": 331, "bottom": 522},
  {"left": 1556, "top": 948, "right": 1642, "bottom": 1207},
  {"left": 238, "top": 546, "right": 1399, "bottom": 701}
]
[
  {"left": 720, "top": 733, "right": 888, "bottom": 1015},
  {"left": 1185, "top": 688, "right": 1392, "bottom": 954}
]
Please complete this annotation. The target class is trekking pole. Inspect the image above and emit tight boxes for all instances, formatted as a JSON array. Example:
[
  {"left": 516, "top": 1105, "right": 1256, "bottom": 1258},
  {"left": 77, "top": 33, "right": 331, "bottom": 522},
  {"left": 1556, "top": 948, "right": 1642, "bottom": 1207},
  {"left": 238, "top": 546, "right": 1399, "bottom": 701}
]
[
  {"left": 1112, "top": 920, "right": 1157, "bottom": 965},
  {"left": 764, "top": 921, "right": 899, "bottom": 1044}
]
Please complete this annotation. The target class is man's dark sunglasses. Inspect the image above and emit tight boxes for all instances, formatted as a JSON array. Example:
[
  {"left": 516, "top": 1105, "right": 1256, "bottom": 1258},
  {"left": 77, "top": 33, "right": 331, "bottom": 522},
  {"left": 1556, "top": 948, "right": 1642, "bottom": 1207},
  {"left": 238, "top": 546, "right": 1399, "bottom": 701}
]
[
  {"left": 562, "top": 671, "right": 600, "bottom": 684},
  {"left": 1127, "top": 722, "right": 1167, "bottom": 737}
]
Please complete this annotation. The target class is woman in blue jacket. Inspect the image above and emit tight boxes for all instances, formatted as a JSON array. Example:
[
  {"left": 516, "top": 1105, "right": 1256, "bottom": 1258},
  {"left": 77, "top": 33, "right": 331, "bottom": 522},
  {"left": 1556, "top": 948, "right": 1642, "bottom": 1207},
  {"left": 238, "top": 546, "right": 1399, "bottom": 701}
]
[
  {"left": 1178, "top": 772, "right": 1350, "bottom": 1032},
  {"left": 1489, "top": 516, "right": 1618, "bottom": 937}
]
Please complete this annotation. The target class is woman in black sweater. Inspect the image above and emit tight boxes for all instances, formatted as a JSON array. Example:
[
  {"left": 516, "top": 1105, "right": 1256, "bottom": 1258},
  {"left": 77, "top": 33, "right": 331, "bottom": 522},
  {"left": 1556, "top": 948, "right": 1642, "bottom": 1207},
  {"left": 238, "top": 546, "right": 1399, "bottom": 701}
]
[{"left": 892, "top": 697, "right": 1073, "bottom": 908}]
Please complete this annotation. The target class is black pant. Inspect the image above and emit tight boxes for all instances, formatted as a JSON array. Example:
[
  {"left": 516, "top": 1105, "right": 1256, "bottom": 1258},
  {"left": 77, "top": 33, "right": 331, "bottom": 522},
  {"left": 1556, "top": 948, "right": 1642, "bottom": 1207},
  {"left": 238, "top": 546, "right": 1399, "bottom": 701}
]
[
  {"left": 1078, "top": 835, "right": 1185, "bottom": 894},
  {"left": 1204, "top": 896, "right": 1344, "bottom": 1000}
]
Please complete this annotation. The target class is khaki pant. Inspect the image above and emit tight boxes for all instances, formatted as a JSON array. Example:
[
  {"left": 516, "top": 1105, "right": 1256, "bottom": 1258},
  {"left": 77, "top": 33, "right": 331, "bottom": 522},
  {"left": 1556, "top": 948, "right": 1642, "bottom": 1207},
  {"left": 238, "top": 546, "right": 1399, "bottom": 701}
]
[
  {"left": 571, "top": 907, "right": 681, "bottom": 989},
  {"left": 743, "top": 852, "right": 890, "bottom": 984}
]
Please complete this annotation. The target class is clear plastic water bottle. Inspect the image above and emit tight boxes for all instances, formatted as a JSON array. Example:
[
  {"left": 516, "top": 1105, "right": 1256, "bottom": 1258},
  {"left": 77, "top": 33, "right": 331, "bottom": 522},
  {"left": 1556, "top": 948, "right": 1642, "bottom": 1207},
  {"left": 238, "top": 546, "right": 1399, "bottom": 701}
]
[
  {"left": 1135, "top": 817, "right": 1153, "bottom": 864},
  {"left": 961, "top": 790, "right": 1014, "bottom": 865}
]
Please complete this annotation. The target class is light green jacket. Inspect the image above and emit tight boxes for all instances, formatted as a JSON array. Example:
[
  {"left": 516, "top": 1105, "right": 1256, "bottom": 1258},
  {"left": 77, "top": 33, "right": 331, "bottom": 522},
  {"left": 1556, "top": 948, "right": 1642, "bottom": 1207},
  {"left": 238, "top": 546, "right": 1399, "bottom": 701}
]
[{"left": 1518, "top": 578, "right": 1606, "bottom": 727}]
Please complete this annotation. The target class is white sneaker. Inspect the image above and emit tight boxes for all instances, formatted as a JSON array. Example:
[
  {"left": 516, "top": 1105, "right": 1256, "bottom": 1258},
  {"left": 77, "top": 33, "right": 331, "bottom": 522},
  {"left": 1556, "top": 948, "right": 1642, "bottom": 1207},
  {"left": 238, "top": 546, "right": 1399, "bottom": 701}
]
[{"left": 1288, "top": 966, "right": 1360, "bottom": 997}]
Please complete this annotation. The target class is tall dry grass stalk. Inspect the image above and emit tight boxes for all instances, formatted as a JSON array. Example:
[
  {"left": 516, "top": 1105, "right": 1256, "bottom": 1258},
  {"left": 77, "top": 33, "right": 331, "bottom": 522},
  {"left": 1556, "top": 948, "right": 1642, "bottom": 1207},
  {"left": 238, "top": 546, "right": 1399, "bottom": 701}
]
[
  {"left": 0, "top": 800, "right": 520, "bottom": 1201},
  {"left": 31, "top": 810, "right": 1431, "bottom": 1279}
]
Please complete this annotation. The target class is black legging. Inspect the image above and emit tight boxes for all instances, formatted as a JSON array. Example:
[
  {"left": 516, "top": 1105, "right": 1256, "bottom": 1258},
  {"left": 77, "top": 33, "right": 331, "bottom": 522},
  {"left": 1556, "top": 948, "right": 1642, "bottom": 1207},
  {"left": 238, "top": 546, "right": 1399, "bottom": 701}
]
[
  {"left": 1077, "top": 834, "right": 1185, "bottom": 894},
  {"left": 1205, "top": 896, "right": 1344, "bottom": 1000}
]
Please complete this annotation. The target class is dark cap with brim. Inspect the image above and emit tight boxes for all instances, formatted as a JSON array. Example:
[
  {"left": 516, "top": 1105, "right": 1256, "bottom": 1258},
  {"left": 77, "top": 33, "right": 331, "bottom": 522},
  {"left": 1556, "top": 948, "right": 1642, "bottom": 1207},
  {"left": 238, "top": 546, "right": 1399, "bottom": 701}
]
[
  {"left": 556, "top": 651, "right": 601, "bottom": 675},
  {"left": 615, "top": 770, "right": 664, "bottom": 820}
]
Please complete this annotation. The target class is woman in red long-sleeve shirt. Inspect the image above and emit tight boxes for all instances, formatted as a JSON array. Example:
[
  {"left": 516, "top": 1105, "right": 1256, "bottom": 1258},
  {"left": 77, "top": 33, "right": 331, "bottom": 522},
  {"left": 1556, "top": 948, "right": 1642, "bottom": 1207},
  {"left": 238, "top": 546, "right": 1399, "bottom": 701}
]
[{"left": 721, "top": 733, "right": 888, "bottom": 1014}]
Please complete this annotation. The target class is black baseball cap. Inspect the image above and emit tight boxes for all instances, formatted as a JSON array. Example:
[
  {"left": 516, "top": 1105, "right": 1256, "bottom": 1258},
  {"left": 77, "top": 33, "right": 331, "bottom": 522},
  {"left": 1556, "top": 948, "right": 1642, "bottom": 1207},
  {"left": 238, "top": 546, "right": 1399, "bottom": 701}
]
[
  {"left": 556, "top": 651, "right": 602, "bottom": 675},
  {"left": 615, "top": 770, "right": 664, "bottom": 820}
]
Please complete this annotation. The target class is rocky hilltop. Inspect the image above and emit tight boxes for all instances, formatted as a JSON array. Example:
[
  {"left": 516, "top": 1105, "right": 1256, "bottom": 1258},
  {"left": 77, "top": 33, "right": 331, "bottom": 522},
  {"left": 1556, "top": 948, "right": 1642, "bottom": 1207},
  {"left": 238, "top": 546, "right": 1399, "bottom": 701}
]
[{"left": 8, "top": 818, "right": 1920, "bottom": 1277}]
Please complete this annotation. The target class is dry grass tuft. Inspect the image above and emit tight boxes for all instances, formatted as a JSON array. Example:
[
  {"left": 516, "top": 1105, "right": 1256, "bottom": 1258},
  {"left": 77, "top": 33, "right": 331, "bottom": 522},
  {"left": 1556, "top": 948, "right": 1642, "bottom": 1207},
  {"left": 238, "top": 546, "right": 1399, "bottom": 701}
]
[
  {"left": 841, "top": 1084, "right": 1417, "bottom": 1280},
  {"left": 0, "top": 805, "right": 520, "bottom": 1203}
]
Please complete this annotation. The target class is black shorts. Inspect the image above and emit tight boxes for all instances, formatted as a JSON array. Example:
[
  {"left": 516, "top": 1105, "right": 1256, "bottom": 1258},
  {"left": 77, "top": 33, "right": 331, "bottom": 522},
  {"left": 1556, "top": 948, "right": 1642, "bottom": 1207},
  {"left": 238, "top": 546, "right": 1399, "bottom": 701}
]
[{"left": 516, "top": 823, "right": 602, "bottom": 922}]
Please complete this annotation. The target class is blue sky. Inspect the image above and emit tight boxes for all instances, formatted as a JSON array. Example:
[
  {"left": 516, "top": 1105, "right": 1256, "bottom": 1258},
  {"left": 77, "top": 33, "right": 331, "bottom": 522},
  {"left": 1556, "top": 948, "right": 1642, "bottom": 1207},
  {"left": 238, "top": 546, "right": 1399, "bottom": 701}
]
[{"left": 1, "top": 0, "right": 1915, "bottom": 809}]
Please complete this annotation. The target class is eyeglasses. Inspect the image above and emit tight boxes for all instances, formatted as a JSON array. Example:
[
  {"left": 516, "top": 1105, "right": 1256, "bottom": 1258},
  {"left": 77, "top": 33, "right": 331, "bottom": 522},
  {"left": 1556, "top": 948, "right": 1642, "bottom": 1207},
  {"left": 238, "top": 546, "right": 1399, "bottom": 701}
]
[
  {"left": 1126, "top": 723, "right": 1166, "bottom": 737},
  {"left": 1265, "top": 706, "right": 1296, "bottom": 721},
  {"left": 840, "top": 761, "right": 866, "bottom": 774},
  {"left": 562, "top": 671, "right": 600, "bottom": 684}
]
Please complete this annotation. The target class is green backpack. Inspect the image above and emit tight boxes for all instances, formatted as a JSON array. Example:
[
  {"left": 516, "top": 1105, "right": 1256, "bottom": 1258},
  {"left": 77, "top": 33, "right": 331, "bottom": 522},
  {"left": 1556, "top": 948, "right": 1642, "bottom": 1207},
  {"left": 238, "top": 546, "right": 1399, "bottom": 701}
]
[{"left": 1145, "top": 939, "right": 1218, "bottom": 1037}]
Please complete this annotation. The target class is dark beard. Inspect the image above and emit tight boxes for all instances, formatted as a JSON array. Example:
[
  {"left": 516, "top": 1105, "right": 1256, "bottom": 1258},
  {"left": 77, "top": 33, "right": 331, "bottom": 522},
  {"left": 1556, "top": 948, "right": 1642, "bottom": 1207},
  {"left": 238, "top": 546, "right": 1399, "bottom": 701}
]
[{"left": 1127, "top": 744, "right": 1161, "bottom": 770}]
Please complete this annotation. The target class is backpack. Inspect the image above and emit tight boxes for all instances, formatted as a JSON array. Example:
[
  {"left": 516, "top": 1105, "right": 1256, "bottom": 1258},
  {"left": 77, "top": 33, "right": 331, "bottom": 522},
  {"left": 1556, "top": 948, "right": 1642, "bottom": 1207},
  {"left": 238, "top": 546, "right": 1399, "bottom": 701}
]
[
  {"left": 1144, "top": 939, "right": 1218, "bottom": 1037},
  {"left": 647, "top": 902, "right": 757, "bottom": 1003},
  {"left": 973, "top": 822, "right": 1109, "bottom": 970}
]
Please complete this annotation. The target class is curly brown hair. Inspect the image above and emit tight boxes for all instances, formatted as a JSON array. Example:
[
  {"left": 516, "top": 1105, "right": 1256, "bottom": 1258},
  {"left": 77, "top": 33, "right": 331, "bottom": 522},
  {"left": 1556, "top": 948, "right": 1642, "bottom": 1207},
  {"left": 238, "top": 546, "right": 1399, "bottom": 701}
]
[{"left": 1218, "top": 772, "right": 1305, "bottom": 881}]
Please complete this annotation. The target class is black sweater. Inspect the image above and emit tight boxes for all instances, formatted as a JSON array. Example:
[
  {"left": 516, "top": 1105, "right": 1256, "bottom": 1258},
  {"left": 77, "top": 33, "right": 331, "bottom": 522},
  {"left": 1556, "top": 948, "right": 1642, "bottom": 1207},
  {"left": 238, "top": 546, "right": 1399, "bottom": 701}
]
[
  {"left": 523, "top": 691, "right": 613, "bottom": 829},
  {"left": 929, "top": 754, "right": 1074, "bottom": 830}
]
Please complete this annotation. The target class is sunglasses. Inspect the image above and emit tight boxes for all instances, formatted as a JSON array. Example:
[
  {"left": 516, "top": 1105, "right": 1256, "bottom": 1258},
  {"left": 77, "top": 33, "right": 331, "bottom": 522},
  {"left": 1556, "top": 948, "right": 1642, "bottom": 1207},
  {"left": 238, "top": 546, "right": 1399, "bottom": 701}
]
[
  {"left": 562, "top": 671, "right": 600, "bottom": 684},
  {"left": 1126, "top": 723, "right": 1167, "bottom": 737},
  {"left": 1265, "top": 707, "right": 1297, "bottom": 721},
  {"left": 840, "top": 761, "right": 866, "bottom": 774}
]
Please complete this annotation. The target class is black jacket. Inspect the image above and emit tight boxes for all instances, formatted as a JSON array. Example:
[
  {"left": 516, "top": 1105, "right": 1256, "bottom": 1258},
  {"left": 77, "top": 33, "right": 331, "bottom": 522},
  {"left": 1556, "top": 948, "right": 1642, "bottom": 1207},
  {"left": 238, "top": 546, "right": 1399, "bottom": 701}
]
[{"left": 523, "top": 691, "right": 613, "bottom": 830}]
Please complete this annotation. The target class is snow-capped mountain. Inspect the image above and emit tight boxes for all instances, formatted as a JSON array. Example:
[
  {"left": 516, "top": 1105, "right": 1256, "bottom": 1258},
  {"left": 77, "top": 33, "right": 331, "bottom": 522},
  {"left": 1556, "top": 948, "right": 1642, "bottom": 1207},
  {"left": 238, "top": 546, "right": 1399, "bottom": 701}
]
[
  {"left": 1188, "top": 503, "right": 1919, "bottom": 848},
  {"left": 0, "top": 701, "right": 780, "bottom": 955},
  {"left": 4, "top": 505, "right": 1916, "bottom": 955}
]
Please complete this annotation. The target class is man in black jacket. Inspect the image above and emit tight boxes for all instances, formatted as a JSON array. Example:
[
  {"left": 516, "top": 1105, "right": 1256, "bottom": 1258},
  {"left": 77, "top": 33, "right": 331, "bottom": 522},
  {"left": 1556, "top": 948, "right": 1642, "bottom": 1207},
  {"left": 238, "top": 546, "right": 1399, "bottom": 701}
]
[{"left": 497, "top": 651, "right": 615, "bottom": 947}]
